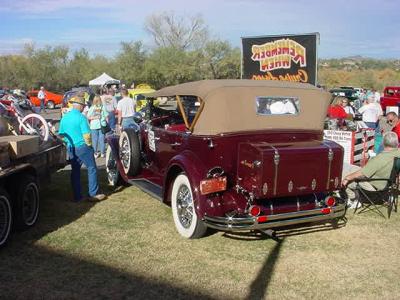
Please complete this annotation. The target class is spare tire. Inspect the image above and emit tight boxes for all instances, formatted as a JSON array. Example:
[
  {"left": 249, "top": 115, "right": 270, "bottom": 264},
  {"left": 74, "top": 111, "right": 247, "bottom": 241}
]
[{"left": 119, "top": 128, "right": 141, "bottom": 176}]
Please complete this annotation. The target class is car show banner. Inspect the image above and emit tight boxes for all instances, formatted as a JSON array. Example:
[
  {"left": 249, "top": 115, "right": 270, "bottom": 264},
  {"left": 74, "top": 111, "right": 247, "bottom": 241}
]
[{"left": 241, "top": 33, "right": 319, "bottom": 85}]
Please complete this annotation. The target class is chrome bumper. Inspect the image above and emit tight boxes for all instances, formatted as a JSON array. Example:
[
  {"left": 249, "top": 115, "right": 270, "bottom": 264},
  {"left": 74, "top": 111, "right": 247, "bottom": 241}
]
[{"left": 203, "top": 203, "right": 347, "bottom": 231}]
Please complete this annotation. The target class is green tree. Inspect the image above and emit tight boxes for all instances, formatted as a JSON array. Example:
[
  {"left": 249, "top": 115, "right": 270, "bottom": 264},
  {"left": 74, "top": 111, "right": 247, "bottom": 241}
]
[
  {"left": 200, "top": 40, "right": 241, "bottom": 79},
  {"left": 114, "top": 41, "right": 147, "bottom": 87},
  {"left": 25, "top": 44, "right": 70, "bottom": 91},
  {"left": 143, "top": 47, "right": 202, "bottom": 88}
]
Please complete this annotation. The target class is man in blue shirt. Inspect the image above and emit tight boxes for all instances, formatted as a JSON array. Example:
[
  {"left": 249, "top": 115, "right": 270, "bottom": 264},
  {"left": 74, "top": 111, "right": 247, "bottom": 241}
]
[{"left": 59, "top": 96, "right": 106, "bottom": 202}]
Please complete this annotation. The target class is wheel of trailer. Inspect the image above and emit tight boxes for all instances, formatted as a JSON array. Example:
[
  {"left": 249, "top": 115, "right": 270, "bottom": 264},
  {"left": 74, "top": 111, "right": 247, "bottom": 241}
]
[
  {"left": 106, "top": 146, "right": 125, "bottom": 186},
  {"left": 15, "top": 175, "right": 39, "bottom": 230},
  {"left": 0, "top": 188, "right": 12, "bottom": 248},
  {"left": 46, "top": 100, "right": 55, "bottom": 109},
  {"left": 119, "top": 128, "right": 141, "bottom": 176},
  {"left": 19, "top": 113, "right": 50, "bottom": 143},
  {"left": 171, "top": 174, "right": 207, "bottom": 239}
]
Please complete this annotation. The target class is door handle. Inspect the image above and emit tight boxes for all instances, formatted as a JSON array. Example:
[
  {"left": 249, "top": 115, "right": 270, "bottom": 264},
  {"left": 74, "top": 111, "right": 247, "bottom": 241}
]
[
  {"left": 154, "top": 137, "right": 160, "bottom": 141},
  {"left": 170, "top": 142, "right": 181, "bottom": 147}
]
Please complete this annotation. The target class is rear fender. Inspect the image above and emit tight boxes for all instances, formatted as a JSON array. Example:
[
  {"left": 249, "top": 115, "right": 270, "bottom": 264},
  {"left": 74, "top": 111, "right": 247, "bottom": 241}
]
[{"left": 164, "top": 151, "right": 209, "bottom": 216}]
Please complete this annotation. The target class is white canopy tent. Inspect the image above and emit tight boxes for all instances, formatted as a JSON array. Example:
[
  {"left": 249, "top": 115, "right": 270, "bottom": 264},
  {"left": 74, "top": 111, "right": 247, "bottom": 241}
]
[{"left": 89, "top": 73, "right": 120, "bottom": 86}]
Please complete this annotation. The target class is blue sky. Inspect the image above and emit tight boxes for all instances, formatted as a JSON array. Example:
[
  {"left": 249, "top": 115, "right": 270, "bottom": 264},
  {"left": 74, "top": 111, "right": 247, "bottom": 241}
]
[{"left": 1, "top": 0, "right": 399, "bottom": 58}]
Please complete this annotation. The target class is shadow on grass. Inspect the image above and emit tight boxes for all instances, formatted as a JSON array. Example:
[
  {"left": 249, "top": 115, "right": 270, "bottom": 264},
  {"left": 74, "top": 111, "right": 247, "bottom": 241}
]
[
  {"left": 9, "top": 168, "right": 127, "bottom": 245},
  {"left": 246, "top": 239, "right": 285, "bottom": 300},
  {"left": 1, "top": 168, "right": 214, "bottom": 299},
  {"left": 0, "top": 243, "right": 215, "bottom": 299},
  {"left": 274, "top": 218, "right": 347, "bottom": 238}
]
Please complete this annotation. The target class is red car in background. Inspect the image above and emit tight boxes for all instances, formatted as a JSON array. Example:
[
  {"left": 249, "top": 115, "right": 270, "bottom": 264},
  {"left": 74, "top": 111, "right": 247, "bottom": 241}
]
[
  {"left": 27, "top": 90, "right": 63, "bottom": 109},
  {"left": 380, "top": 86, "right": 400, "bottom": 114}
]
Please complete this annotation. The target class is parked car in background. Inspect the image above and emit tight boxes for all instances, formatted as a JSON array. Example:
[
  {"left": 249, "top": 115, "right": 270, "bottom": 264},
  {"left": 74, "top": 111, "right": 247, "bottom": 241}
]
[
  {"left": 339, "top": 86, "right": 363, "bottom": 99},
  {"left": 106, "top": 80, "right": 346, "bottom": 239},
  {"left": 27, "top": 90, "right": 63, "bottom": 109},
  {"left": 128, "top": 84, "right": 156, "bottom": 111},
  {"left": 329, "top": 88, "right": 358, "bottom": 101},
  {"left": 380, "top": 86, "right": 400, "bottom": 114}
]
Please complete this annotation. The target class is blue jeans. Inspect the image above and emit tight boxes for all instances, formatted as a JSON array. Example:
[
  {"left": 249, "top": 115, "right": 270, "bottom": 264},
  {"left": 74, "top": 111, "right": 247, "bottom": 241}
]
[
  {"left": 122, "top": 117, "right": 139, "bottom": 131},
  {"left": 91, "top": 129, "right": 105, "bottom": 154},
  {"left": 364, "top": 122, "right": 377, "bottom": 129},
  {"left": 68, "top": 145, "right": 99, "bottom": 201},
  {"left": 108, "top": 112, "right": 116, "bottom": 130},
  {"left": 40, "top": 99, "right": 45, "bottom": 112}
]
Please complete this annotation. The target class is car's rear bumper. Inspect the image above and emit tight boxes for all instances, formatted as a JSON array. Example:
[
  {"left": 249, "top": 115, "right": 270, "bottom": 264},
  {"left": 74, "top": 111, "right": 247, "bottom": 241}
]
[{"left": 203, "top": 203, "right": 346, "bottom": 231}]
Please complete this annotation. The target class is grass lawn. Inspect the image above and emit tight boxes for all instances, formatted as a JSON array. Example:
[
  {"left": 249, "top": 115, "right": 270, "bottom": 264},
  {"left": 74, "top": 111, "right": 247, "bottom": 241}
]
[{"left": 1, "top": 169, "right": 400, "bottom": 299}]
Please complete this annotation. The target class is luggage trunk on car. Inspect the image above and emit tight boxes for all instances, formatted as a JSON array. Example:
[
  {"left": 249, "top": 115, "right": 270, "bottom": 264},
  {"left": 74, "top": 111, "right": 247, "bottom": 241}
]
[{"left": 237, "top": 140, "right": 343, "bottom": 199}]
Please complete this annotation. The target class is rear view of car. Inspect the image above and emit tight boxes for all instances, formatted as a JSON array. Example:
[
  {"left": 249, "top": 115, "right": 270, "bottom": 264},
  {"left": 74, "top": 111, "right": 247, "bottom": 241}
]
[
  {"left": 106, "top": 80, "right": 346, "bottom": 239},
  {"left": 380, "top": 86, "right": 400, "bottom": 114}
]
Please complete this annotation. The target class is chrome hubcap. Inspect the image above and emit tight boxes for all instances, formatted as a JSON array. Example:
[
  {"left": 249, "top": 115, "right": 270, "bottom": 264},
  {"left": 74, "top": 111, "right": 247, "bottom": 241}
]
[
  {"left": 176, "top": 184, "right": 193, "bottom": 229},
  {"left": 120, "top": 137, "right": 130, "bottom": 169}
]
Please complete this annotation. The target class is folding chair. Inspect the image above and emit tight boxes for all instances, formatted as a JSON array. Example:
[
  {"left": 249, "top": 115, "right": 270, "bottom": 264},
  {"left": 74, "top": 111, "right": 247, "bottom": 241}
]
[{"left": 353, "top": 157, "right": 400, "bottom": 218}]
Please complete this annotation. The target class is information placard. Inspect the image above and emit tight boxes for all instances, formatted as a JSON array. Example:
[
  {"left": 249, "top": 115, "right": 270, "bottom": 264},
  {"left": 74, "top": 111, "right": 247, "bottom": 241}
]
[{"left": 324, "top": 130, "right": 354, "bottom": 164}]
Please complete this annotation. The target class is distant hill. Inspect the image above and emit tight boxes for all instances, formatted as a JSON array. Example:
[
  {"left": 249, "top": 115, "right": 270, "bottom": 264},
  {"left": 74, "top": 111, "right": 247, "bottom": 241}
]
[{"left": 319, "top": 57, "right": 400, "bottom": 71}]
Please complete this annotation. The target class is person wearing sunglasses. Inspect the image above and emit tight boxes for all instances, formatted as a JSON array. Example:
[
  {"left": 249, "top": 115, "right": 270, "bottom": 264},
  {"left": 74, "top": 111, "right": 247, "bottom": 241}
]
[{"left": 386, "top": 112, "right": 400, "bottom": 141}]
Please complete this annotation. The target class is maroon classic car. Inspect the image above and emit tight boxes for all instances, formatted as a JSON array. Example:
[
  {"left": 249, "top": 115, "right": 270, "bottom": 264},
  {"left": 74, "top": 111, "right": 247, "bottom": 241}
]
[{"left": 106, "top": 80, "right": 346, "bottom": 238}]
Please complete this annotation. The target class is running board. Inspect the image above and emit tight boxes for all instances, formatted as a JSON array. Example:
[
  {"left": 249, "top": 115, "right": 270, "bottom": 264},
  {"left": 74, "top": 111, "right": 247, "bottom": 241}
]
[{"left": 127, "top": 179, "right": 163, "bottom": 201}]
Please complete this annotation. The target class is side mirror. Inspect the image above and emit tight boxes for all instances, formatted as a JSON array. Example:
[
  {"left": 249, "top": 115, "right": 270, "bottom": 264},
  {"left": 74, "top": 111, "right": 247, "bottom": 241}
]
[{"left": 133, "top": 112, "right": 143, "bottom": 124}]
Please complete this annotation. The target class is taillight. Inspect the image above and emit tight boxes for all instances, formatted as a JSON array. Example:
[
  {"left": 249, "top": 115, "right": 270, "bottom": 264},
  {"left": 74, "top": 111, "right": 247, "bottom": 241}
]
[
  {"left": 325, "top": 196, "right": 336, "bottom": 207},
  {"left": 200, "top": 176, "right": 227, "bottom": 195},
  {"left": 249, "top": 205, "right": 261, "bottom": 217},
  {"left": 321, "top": 207, "right": 331, "bottom": 214},
  {"left": 257, "top": 216, "right": 268, "bottom": 223}
]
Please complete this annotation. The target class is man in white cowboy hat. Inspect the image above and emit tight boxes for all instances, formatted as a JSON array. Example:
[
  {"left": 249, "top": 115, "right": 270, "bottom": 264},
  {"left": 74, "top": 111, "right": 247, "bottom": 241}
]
[{"left": 59, "top": 96, "right": 106, "bottom": 202}]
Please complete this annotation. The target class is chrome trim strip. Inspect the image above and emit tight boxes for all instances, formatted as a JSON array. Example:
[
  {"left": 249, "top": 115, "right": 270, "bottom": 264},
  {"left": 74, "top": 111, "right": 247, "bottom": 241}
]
[
  {"left": 270, "top": 145, "right": 280, "bottom": 195},
  {"left": 203, "top": 203, "right": 346, "bottom": 231},
  {"left": 323, "top": 141, "right": 333, "bottom": 189}
]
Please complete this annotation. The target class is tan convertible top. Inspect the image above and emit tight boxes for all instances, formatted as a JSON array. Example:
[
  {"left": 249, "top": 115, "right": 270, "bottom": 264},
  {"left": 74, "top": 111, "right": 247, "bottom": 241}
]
[{"left": 150, "top": 80, "right": 331, "bottom": 135}]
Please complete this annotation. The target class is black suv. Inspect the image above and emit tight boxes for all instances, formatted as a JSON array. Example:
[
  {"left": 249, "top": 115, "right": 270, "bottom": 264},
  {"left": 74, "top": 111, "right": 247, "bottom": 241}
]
[{"left": 329, "top": 88, "right": 358, "bottom": 101}]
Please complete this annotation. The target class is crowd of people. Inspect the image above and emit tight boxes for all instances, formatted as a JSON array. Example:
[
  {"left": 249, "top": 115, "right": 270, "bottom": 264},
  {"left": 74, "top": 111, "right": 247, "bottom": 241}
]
[
  {"left": 326, "top": 88, "right": 400, "bottom": 205},
  {"left": 327, "top": 92, "right": 383, "bottom": 129},
  {"left": 59, "top": 86, "right": 140, "bottom": 202},
  {"left": 326, "top": 88, "right": 395, "bottom": 153}
]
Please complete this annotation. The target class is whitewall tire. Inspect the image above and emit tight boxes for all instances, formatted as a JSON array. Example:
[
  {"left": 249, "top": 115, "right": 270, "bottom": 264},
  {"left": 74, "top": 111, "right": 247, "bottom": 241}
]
[{"left": 171, "top": 174, "right": 207, "bottom": 239}]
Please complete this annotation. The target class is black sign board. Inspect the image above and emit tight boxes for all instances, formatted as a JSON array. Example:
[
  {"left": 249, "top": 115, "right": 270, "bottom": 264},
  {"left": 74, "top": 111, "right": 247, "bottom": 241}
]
[{"left": 241, "top": 33, "right": 319, "bottom": 85}]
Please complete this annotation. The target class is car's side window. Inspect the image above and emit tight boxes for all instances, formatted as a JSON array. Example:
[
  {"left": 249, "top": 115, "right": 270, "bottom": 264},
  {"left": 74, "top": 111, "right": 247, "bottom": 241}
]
[
  {"left": 256, "top": 96, "right": 299, "bottom": 115},
  {"left": 387, "top": 89, "right": 395, "bottom": 96}
]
